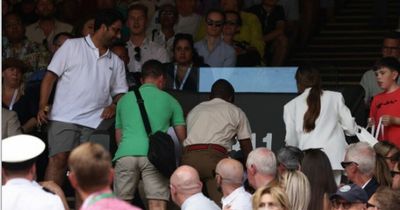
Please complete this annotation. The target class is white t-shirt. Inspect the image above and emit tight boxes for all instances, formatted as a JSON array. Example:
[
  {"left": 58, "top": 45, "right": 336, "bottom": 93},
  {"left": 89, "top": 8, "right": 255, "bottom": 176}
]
[
  {"left": 221, "top": 186, "right": 252, "bottom": 210},
  {"left": 181, "top": 193, "right": 221, "bottom": 210},
  {"left": 48, "top": 35, "right": 128, "bottom": 128},
  {"left": 126, "top": 38, "right": 169, "bottom": 73},
  {"left": 2, "top": 178, "right": 64, "bottom": 210}
]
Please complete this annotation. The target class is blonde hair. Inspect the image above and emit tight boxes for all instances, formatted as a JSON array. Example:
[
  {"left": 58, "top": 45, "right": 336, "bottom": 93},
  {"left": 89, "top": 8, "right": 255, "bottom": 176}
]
[
  {"left": 280, "top": 170, "right": 311, "bottom": 210},
  {"left": 252, "top": 186, "right": 290, "bottom": 210},
  {"left": 68, "top": 142, "right": 112, "bottom": 192}
]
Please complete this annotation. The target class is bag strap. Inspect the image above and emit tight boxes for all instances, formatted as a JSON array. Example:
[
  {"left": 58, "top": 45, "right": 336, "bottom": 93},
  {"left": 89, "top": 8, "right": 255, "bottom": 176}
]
[
  {"left": 375, "top": 117, "right": 384, "bottom": 139},
  {"left": 132, "top": 87, "right": 152, "bottom": 136}
]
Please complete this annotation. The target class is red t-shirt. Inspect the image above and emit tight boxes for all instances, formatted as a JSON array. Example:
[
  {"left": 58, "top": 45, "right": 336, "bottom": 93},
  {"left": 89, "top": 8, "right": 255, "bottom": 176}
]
[{"left": 370, "top": 87, "right": 400, "bottom": 148}]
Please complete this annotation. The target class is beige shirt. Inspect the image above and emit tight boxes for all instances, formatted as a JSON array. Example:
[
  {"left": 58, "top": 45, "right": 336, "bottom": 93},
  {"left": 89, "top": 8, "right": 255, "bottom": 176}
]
[
  {"left": 184, "top": 98, "right": 252, "bottom": 150},
  {"left": 25, "top": 19, "right": 73, "bottom": 47}
]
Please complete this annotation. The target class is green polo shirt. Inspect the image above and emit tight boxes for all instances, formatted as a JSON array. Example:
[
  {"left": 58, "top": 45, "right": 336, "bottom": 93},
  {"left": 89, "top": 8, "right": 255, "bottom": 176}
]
[{"left": 113, "top": 83, "right": 185, "bottom": 161}]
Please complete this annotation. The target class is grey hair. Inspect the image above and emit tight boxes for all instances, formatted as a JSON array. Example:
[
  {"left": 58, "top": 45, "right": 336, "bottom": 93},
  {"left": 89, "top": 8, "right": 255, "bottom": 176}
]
[
  {"left": 346, "top": 142, "right": 376, "bottom": 176},
  {"left": 246, "top": 148, "right": 277, "bottom": 176}
]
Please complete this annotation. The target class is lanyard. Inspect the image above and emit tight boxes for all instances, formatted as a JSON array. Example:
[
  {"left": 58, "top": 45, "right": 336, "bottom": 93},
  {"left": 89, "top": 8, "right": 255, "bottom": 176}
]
[
  {"left": 9, "top": 89, "right": 18, "bottom": 111},
  {"left": 173, "top": 63, "right": 192, "bottom": 90}
]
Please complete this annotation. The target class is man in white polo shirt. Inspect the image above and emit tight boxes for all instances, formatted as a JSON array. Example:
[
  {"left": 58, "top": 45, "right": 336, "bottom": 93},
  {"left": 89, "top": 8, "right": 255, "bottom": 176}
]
[{"left": 37, "top": 9, "right": 128, "bottom": 187}]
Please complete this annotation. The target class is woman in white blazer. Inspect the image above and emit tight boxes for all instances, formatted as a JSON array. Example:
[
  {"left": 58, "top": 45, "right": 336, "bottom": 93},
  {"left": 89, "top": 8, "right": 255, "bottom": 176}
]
[{"left": 283, "top": 65, "right": 357, "bottom": 184}]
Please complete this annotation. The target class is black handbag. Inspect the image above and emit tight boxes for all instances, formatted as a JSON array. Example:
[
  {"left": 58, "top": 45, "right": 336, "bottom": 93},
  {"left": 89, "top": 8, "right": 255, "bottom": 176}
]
[{"left": 132, "top": 88, "right": 177, "bottom": 178}]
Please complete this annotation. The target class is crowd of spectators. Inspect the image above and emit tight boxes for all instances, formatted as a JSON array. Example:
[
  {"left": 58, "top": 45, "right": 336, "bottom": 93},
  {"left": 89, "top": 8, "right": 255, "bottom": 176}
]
[{"left": 2, "top": 0, "right": 400, "bottom": 210}]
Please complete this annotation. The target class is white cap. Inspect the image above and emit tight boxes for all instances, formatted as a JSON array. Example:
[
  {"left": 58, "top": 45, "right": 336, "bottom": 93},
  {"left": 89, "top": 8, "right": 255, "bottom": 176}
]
[{"left": 2, "top": 135, "right": 45, "bottom": 163}]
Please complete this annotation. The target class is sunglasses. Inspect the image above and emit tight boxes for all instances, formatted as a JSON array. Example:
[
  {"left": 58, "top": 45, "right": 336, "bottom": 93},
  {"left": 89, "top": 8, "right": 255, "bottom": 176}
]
[
  {"left": 224, "top": 20, "right": 238, "bottom": 26},
  {"left": 134, "top": 47, "right": 141, "bottom": 62},
  {"left": 341, "top": 161, "right": 358, "bottom": 169},
  {"left": 206, "top": 19, "right": 224, "bottom": 27},
  {"left": 331, "top": 200, "right": 361, "bottom": 210},
  {"left": 390, "top": 170, "right": 400, "bottom": 177}
]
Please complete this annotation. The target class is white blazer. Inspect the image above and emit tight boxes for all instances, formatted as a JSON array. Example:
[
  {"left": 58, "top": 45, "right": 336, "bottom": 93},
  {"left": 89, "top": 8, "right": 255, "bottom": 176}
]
[{"left": 283, "top": 88, "right": 357, "bottom": 170}]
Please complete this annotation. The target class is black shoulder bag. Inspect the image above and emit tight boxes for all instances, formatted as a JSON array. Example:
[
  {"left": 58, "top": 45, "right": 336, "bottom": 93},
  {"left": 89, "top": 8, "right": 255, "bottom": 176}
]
[{"left": 132, "top": 88, "right": 177, "bottom": 178}]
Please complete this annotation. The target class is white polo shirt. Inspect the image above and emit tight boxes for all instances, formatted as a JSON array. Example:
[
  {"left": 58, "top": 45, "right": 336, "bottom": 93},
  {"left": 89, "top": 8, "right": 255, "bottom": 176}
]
[
  {"left": 2, "top": 178, "right": 64, "bottom": 210},
  {"left": 126, "top": 38, "right": 170, "bottom": 73},
  {"left": 48, "top": 35, "right": 128, "bottom": 128}
]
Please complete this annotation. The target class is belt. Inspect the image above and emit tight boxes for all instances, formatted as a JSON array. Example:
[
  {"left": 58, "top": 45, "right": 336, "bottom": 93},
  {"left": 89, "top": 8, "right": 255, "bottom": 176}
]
[{"left": 185, "top": 144, "right": 227, "bottom": 154}]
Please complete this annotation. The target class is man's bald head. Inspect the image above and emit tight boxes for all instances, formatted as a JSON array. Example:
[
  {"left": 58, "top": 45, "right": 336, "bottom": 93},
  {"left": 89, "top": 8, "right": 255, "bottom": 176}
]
[
  {"left": 170, "top": 165, "right": 202, "bottom": 195},
  {"left": 215, "top": 158, "right": 244, "bottom": 185}
]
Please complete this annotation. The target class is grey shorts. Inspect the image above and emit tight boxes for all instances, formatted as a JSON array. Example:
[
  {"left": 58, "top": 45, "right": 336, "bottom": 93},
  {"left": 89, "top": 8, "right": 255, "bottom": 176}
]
[
  {"left": 113, "top": 156, "right": 170, "bottom": 201},
  {"left": 47, "top": 120, "right": 95, "bottom": 157}
]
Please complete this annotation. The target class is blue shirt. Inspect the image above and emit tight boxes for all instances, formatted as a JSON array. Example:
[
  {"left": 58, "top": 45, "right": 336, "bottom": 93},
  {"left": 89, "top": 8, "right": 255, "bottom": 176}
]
[{"left": 194, "top": 37, "right": 236, "bottom": 67}]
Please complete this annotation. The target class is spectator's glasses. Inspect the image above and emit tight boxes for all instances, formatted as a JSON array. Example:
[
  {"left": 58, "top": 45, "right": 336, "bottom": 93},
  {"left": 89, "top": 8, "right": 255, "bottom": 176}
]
[
  {"left": 160, "top": 10, "right": 175, "bottom": 17},
  {"left": 206, "top": 19, "right": 224, "bottom": 27},
  {"left": 390, "top": 170, "right": 400, "bottom": 177},
  {"left": 134, "top": 47, "right": 141, "bottom": 62},
  {"left": 367, "top": 202, "right": 380, "bottom": 209},
  {"left": 224, "top": 20, "right": 238, "bottom": 26},
  {"left": 382, "top": 46, "right": 400, "bottom": 51},
  {"left": 331, "top": 200, "right": 360, "bottom": 209},
  {"left": 341, "top": 161, "right": 358, "bottom": 169}
]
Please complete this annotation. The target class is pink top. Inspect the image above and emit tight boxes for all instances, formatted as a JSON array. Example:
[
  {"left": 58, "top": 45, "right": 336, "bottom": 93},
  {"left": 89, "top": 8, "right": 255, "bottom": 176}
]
[{"left": 80, "top": 191, "right": 141, "bottom": 210}]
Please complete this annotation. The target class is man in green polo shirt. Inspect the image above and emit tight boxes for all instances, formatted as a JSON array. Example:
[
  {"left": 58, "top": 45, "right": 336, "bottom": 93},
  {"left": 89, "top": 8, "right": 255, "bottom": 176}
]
[{"left": 113, "top": 60, "right": 186, "bottom": 210}]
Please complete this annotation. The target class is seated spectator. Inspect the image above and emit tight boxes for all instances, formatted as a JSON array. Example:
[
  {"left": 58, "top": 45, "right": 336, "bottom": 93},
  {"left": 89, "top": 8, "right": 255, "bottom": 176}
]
[
  {"left": 2, "top": 12, "right": 51, "bottom": 78},
  {"left": 367, "top": 187, "right": 400, "bottom": 210},
  {"left": 391, "top": 156, "right": 400, "bottom": 189},
  {"left": 175, "top": 0, "right": 202, "bottom": 37},
  {"left": 216, "top": 158, "right": 252, "bottom": 210},
  {"left": 73, "top": 14, "right": 95, "bottom": 37},
  {"left": 373, "top": 142, "right": 399, "bottom": 187},
  {"left": 50, "top": 32, "right": 73, "bottom": 54},
  {"left": 194, "top": 9, "right": 236, "bottom": 67},
  {"left": 342, "top": 142, "right": 378, "bottom": 199},
  {"left": 252, "top": 186, "right": 290, "bottom": 210},
  {"left": 68, "top": 142, "right": 141, "bottom": 210},
  {"left": 170, "top": 165, "right": 221, "bottom": 210},
  {"left": 276, "top": 146, "right": 303, "bottom": 174},
  {"left": 246, "top": 148, "right": 278, "bottom": 189},
  {"left": 2, "top": 58, "right": 39, "bottom": 134},
  {"left": 222, "top": 10, "right": 262, "bottom": 66},
  {"left": 360, "top": 33, "right": 400, "bottom": 106},
  {"left": 2, "top": 135, "right": 65, "bottom": 210},
  {"left": 301, "top": 149, "right": 337, "bottom": 210},
  {"left": 1, "top": 108, "right": 22, "bottom": 139},
  {"left": 329, "top": 184, "right": 368, "bottom": 210},
  {"left": 111, "top": 42, "right": 135, "bottom": 88},
  {"left": 164, "top": 33, "right": 208, "bottom": 91},
  {"left": 248, "top": 0, "right": 288, "bottom": 66},
  {"left": 280, "top": 170, "right": 311, "bottom": 210},
  {"left": 369, "top": 57, "right": 400, "bottom": 148},
  {"left": 197, "top": 0, "right": 265, "bottom": 61},
  {"left": 25, "top": 0, "right": 73, "bottom": 50},
  {"left": 126, "top": 4, "right": 169, "bottom": 76},
  {"left": 148, "top": 4, "right": 179, "bottom": 59}
]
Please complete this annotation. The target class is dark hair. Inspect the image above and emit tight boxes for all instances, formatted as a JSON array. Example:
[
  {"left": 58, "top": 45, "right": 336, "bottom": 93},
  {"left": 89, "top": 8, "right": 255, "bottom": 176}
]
[
  {"left": 172, "top": 33, "right": 205, "bottom": 66},
  {"left": 373, "top": 57, "right": 400, "bottom": 73},
  {"left": 141, "top": 59, "right": 166, "bottom": 79},
  {"left": 302, "top": 149, "right": 337, "bottom": 210},
  {"left": 73, "top": 13, "right": 95, "bottom": 37},
  {"left": 127, "top": 3, "right": 148, "bottom": 18},
  {"left": 2, "top": 158, "right": 36, "bottom": 173},
  {"left": 205, "top": 8, "right": 226, "bottom": 22},
  {"left": 224, "top": 10, "right": 242, "bottom": 26},
  {"left": 295, "top": 65, "right": 322, "bottom": 132},
  {"left": 384, "top": 31, "right": 400, "bottom": 40},
  {"left": 210, "top": 79, "right": 235, "bottom": 102},
  {"left": 94, "top": 9, "right": 124, "bottom": 32},
  {"left": 158, "top": 3, "right": 178, "bottom": 22},
  {"left": 52, "top": 32, "right": 73, "bottom": 45}
]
